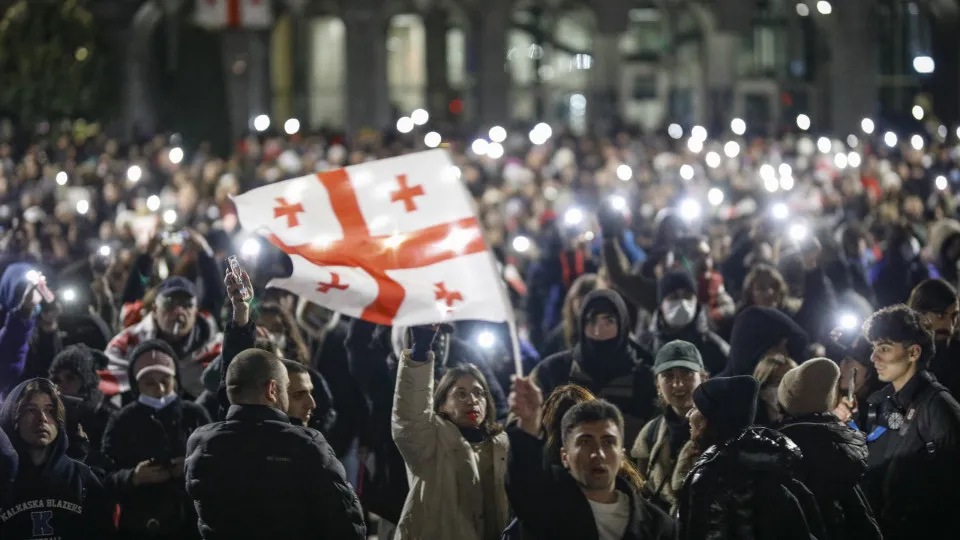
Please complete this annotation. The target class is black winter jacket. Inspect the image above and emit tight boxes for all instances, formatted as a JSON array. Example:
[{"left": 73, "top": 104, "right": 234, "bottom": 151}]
[
  {"left": 640, "top": 307, "right": 729, "bottom": 376},
  {"left": 101, "top": 398, "right": 210, "bottom": 538},
  {"left": 678, "top": 427, "right": 827, "bottom": 540},
  {"left": 777, "top": 414, "right": 882, "bottom": 540},
  {"left": 0, "top": 379, "right": 115, "bottom": 540},
  {"left": 862, "top": 370, "right": 960, "bottom": 540},
  {"left": 533, "top": 290, "right": 658, "bottom": 445},
  {"left": 185, "top": 404, "right": 365, "bottom": 540},
  {"left": 505, "top": 428, "right": 677, "bottom": 540}
]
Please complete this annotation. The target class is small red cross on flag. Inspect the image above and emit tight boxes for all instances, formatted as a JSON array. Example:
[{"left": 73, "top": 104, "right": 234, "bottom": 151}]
[{"left": 232, "top": 150, "right": 512, "bottom": 328}]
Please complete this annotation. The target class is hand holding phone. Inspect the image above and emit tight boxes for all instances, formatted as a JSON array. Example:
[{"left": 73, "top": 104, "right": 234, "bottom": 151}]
[{"left": 227, "top": 256, "right": 252, "bottom": 302}]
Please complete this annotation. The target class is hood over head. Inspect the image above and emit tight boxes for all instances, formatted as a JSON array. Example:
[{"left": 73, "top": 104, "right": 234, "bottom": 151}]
[
  {"left": 0, "top": 426, "right": 16, "bottom": 503},
  {"left": 576, "top": 289, "right": 635, "bottom": 380},
  {"left": 578, "top": 289, "right": 630, "bottom": 352},
  {"left": 0, "top": 378, "right": 69, "bottom": 474},
  {"left": 49, "top": 344, "right": 107, "bottom": 407},
  {"left": 726, "top": 306, "right": 809, "bottom": 376},
  {"left": 0, "top": 262, "right": 36, "bottom": 314}
]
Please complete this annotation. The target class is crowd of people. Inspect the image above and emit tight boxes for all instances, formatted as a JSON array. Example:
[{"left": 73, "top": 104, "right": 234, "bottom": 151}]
[{"left": 1, "top": 115, "right": 960, "bottom": 540}]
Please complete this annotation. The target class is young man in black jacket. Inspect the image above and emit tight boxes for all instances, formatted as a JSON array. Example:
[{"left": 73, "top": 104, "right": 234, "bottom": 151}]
[
  {"left": 184, "top": 269, "right": 365, "bottom": 540},
  {"left": 508, "top": 377, "right": 676, "bottom": 540},
  {"left": 0, "top": 378, "right": 114, "bottom": 539},
  {"left": 860, "top": 304, "right": 960, "bottom": 540},
  {"left": 101, "top": 339, "right": 211, "bottom": 540}
]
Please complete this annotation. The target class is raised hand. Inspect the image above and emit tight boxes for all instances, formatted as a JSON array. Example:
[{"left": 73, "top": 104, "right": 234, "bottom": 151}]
[
  {"left": 409, "top": 325, "right": 439, "bottom": 362},
  {"left": 224, "top": 267, "right": 253, "bottom": 326},
  {"left": 510, "top": 375, "right": 544, "bottom": 437}
]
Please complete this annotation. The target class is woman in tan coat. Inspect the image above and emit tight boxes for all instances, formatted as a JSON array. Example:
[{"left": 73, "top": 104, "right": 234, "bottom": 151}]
[
  {"left": 631, "top": 340, "right": 706, "bottom": 513},
  {"left": 391, "top": 326, "right": 510, "bottom": 540}
]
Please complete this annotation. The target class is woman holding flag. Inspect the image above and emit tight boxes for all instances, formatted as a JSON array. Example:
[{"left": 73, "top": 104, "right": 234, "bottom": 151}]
[{"left": 391, "top": 325, "right": 510, "bottom": 540}]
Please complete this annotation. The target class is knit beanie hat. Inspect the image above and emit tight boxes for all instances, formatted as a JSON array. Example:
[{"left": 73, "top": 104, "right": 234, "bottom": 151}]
[
  {"left": 128, "top": 339, "right": 179, "bottom": 381},
  {"left": 692, "top": 375, "right": 759, "bottom": 440},
  {"left": 658, "top": 269, "right": 697, "bottom": 302},
  {"left": 777, "top": 358, "right": 840, "bottom": 418}
]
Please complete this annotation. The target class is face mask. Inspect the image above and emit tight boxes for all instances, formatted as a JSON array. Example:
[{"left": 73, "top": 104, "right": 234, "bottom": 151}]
[
  {"left": 662, "top": 298, "right": 697, "bottom": 328},
  {"left": 138, "top": 392, "right": 178, "bottom": 411}
]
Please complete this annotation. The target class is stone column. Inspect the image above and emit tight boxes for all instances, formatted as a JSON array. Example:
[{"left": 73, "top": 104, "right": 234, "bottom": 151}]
[
  {"left": 221, "top": 30, "right": 273, "bottom": 138},
  {"left": 592, "top": 1, "right": 629, "bottom": 135},
  {"left": 826, "top": 0, "right": 877, "bottom": 135},
  {"left": 423, "top": 8, "right": 450, "bottom": 121},
  {"left": 471, "top": 1, "right": 511, "bottom": 127},
  {"left": 929, "top": 16, "right": 960, "bottom": 128},
  {"left": 124, "top": 1, "right": 164, "bottom": 139},
  {"left": 289, "top": 4, "right": 311, "bottom": 123},
  {"left": 706, "top": 0, "right": 751, "bottom": 133},
  {"left": 703, "top": 33, "right": 740, "bottom": 135},
  {"left": 343, "top": 8, "right": 391, "bottom": 133}
]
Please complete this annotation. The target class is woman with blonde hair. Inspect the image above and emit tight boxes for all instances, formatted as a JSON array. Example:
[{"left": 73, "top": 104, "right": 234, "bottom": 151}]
[{"left": 392, "top": 326, "right": 509, "bottom": 540}]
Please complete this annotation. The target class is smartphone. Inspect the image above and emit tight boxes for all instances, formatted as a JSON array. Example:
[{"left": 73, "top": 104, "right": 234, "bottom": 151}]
[
  {"left": 26, "top": 271, "right": 56, "bottom": 303},
  {"left": 227, "top": 255, "right": 251, "bottom": 300},
  {"left": 162, "top": 230, "right": 186, "bottom": 246}
]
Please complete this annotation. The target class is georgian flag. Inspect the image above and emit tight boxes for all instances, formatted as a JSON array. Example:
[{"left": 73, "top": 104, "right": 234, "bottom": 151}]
[
  {"left": 194, "top": 0, "right": 273, "bottom": 30},
  {"left": 232, "top": 150, "right": 512, "bottom": 327}
]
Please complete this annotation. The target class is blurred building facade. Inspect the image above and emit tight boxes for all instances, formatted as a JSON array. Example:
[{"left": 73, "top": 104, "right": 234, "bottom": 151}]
[{"left": 45, "top": 0, "right": 960, "bottom": 141}]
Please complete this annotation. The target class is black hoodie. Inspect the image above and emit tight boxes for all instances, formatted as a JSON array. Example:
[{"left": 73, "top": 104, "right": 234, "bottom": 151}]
[
  {"left": 0, "top": 378, "right": 114, "bottom": 540},
  {"left": 531, "top": 289, "right": 657, "bottom": 445},
  {"left": 722, "top": 306, "right": 810, "bottom": 377},
  {"left": 777, "top": 413, "right": 883, "bottom": 540},
  {"left": 99, "top": 341, "right": 210, "bottom": 538}
]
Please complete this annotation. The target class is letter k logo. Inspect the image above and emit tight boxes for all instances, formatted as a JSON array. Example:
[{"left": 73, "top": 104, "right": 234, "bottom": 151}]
[{"left": 31, "top": 510, "right": 54, "bottom": 536}]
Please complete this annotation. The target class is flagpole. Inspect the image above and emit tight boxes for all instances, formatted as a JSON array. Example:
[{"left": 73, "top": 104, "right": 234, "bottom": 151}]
[{"left": 438, "top": 149, "right": 525, "bottom": 376}]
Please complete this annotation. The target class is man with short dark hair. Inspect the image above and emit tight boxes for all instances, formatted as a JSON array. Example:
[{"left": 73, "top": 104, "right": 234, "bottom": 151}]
[
  {"left": 281, "top": 360, "right": 317, "bottom": 426},
  {"left": 508, "top": 377, "right": 676, "bottom": 540},
  {"left": 860, "top": 304, "right": 960, "bottom": 540},
  {"left": 907, "top": 278, "right": 960, "bottom": 395},
  {"left": 186, "top": 346, "right": 365, "bottom": 539},
  {"left": 0, "top": 378, "right": 114, "bottom": 539}
]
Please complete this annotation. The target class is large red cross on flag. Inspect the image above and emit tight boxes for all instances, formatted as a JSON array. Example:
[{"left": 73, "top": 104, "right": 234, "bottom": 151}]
[
  {"left": 194, "top": 0, "right": 272, "bottom": 30},
  {"left": 233, "top": 150, "right": 512, "bottom": 327}
]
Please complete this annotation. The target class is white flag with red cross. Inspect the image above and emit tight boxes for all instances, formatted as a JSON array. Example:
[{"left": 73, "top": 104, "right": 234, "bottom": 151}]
[
  {"left": 194, "top": 0, "right": 273, "bottom": 30},
  {"left": 232, "top": 150, "right": 512, "bottom": 327}
]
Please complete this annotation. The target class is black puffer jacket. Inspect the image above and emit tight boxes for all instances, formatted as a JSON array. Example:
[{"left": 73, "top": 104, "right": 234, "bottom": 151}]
[
  {"left": 777, "top": 414, "right": 882, "bottom": 540},
  {"left": 678, "top": 427, "right": 827, "bottom": 540}
]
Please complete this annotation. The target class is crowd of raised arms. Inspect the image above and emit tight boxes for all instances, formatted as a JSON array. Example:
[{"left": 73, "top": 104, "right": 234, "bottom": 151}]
[{"left": 1, "top": 120, "right": 960, "bottom": 540}]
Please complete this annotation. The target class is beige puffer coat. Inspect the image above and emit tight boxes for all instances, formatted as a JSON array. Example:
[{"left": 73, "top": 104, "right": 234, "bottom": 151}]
[{"left": 391, "top": 351, "right": 510, "bottom": 540}]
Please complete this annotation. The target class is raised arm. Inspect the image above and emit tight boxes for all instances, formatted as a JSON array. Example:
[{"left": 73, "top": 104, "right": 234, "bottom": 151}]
[
  {"left": 217, "top": 267, "right": 255, "bottom": 416},
  {"left": 390, "top": 326, "right": 443, "bottom": 475}
]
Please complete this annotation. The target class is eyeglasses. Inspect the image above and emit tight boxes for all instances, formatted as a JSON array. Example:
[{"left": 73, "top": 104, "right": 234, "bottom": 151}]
[{"left": 450, "top": 387, "right": 486, "bottom": 402}]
